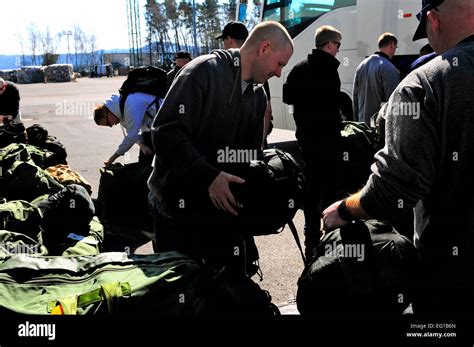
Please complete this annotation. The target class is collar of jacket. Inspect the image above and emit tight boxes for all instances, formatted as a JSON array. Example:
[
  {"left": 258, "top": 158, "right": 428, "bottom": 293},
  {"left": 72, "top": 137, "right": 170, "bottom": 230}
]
[
  {"left": 212, "top": 48, "right": 258, "bottom": 106},
  {"left": 374, "top": 51, "right": 391, "bottom": 61},
  {"left": 308, "top": 49, "right": 340, "bottom": 69},
  {"left": 458, "top": 34, "right": 474, "bottom": 45}
]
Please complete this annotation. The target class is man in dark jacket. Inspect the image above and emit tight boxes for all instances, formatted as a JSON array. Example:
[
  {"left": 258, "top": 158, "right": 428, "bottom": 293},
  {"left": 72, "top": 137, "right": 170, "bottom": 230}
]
[
  {"left": 283, "top": 25, "right": 343, "bottom": 258},
  {"left": 216, "top": 21, "right": 274, "bottom": 145},
  {"left": 148, "top": 21, "right": 293, "bottom": 277},
  {"left": 166, "top": 50, "right": 192, "bottom": 92},
  {"left": 0, "top": 78, "right": 22, "bottom": 124}
]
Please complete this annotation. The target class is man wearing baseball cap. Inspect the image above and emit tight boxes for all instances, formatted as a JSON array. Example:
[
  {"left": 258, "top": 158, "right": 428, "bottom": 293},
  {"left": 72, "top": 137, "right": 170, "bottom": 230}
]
[
  {"left": 323, "top": 0, "right": 474, "bottom": 317},
  {"left": 166, "top": 50, "right": 192, "bottom": 92},
  {"left": 215, "top": 21, "right": 249, "bottom": 50}
]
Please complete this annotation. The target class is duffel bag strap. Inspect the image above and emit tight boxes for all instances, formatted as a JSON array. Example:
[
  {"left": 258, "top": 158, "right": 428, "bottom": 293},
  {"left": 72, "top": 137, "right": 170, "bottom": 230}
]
[
  {"left": 48, "top": 282, "right": 131, "bottom": 315},
  {"left": 288, "top": 220, "right": 306, "bottom": 264}
]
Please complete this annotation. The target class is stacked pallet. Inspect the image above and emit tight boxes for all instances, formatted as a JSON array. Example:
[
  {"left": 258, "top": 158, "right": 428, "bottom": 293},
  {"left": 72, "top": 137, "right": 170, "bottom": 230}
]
[
  {"left": 0, "top": 69, "right": 20, "bottom": 83},
  {"left": 44, "top": 64, "right": 74, "bottom": 83},
  {"left": 17, "top": 66, "right": 45, "bottom": 84}
]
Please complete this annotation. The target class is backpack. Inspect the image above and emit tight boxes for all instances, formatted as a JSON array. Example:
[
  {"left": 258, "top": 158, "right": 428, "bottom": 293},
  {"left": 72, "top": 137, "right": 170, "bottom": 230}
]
[
  {"left": 34, "top": 184, "right": 96, "bottom": 246},
  {"left": 0, "top": 122, "right": 27, "bottom": 148},
  {"left": 118, "top": 66, "right": 167, "bottom": 115},
  {"left": 340, "top": 121, "right": 381, "bottom": 194},
  {"left": 26, "top": 124, "right": 48, "bottom": 147},
  {"left": 232, "top": 149, "right": 306, "bottom": 263},
  {"left": 233, "top": 148, "right": 305, "bottom": 236},
  {"left": 43, "top": 135, "right": 68, "bottom": 165}
]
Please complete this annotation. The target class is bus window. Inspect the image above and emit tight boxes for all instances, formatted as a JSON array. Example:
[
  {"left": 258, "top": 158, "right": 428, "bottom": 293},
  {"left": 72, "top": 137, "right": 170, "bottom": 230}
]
[{"left": 263, "top": 0, "right": 356, "bottom": 38}]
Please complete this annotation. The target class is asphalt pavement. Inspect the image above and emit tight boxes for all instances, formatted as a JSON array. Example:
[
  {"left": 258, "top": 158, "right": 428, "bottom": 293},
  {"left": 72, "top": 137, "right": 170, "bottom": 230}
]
[{"left": 18, "top": 76, "right": 304, "bottom": 312}]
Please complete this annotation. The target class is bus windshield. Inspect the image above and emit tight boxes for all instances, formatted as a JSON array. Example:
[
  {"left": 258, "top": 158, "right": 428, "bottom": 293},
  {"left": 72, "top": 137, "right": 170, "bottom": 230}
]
[{"left": 262, "top": 0, "right": 356, "bottom": 38}]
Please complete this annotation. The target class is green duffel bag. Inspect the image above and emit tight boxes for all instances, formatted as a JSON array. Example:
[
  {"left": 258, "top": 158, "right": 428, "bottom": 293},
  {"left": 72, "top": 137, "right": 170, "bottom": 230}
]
[
  {"left": 0, "top": 217, "right": 104, "bottom": 259},
  {"left": 0, "top": 196, "right": 104, "bottom": 258},
  {"left": 0, "top": 251, "right": 200, "bottom": 316},
  {"left": 59, "top": 216, "right": 104, "bottom": 257},
  {"left": 0, "top": 143, "right": 58, "bottom": 171},
  {"left": 0, "top": 199, "right": 43, "bottom": 240},
  {"left": 0, "top": 160, "right": 63, "bottom": 201},
  {"left": 0, "top": 230, "right": 48, "bottom": 261}
]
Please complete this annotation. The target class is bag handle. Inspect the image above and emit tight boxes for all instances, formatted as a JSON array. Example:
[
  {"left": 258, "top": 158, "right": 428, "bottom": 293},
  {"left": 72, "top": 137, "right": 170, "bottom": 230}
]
[{"left": 48, "top": 282, "right": 131, "bottom": 315}]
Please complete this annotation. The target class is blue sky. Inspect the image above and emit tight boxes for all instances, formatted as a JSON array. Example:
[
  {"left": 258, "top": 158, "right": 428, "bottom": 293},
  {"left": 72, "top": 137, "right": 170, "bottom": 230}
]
[{"left": 0, "top": 0, "right": 147, "bottom": 55}]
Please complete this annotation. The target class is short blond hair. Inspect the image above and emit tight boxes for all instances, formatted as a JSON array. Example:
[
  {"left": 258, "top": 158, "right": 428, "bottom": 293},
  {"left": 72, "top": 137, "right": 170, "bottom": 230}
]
[
  {"left": 378, "top": 32, "right": 397, "bottom": 48},
  {"left": 315, "top": 25, "right": 342, "bottom": 48}
]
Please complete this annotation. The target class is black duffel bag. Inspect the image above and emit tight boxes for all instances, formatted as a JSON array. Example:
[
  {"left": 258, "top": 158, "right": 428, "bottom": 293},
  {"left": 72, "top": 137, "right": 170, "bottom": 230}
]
[
  {"left": 297, "top": 220, "right": 420, "bottom": 318},
  {"left": 233, "top": 148, "right": 305, "bottom": 236}
]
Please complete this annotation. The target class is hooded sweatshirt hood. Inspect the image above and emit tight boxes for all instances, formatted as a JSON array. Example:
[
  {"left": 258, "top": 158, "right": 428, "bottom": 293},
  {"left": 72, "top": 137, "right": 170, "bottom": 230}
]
[{"left": 104, "top": 94, "right": 123, "bottom": 120}]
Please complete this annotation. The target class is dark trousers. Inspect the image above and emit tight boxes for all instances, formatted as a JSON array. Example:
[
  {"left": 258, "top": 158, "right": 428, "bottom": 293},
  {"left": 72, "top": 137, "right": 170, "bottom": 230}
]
[
  {"left": 301, "top": 136, "right": 343, "bottom": 258},
  {"left": 138, "top": 131, "right": 153, "bottom": 166},
  {"left": 148, "top": 192, "right": 259, "bottom": 277}
]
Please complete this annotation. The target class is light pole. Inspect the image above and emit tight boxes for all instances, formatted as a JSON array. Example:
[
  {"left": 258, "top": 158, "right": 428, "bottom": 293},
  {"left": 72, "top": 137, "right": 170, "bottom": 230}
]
[{"left": 62, "top": 30, "right": 72, "bottom": 65}]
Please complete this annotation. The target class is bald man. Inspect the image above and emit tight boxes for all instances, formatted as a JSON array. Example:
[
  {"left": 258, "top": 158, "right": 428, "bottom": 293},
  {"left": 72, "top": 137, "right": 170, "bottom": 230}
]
[
  {"left": 148, "top": 22, "right": 293, "bottom": 278},
  {"left": 217, "top": 21, "right": 274, "bottom": 146},
  {"left": 323, "top": 0, "right": 474, "bottom": 315}
]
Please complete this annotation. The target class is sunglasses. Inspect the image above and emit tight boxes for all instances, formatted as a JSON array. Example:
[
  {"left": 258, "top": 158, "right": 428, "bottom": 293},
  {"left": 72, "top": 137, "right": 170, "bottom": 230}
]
[
  {"left": 319, "top": 41, "right": 341, "bottom": 49},
  {"left": 416, "top": 0, "right": 444, "bottom": 21}
]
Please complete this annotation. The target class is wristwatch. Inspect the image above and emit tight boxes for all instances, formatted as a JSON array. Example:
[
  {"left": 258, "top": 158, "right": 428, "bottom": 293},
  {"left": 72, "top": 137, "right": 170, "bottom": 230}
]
[{"left": 338, "top": 199, "right": 355, "bottom": 222}]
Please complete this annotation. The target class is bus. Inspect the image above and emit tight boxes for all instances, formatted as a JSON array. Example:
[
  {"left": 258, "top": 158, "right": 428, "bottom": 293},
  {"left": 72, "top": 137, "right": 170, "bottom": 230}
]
[{"left": 237, "top": 0, "right": 429, "bottom": 130}]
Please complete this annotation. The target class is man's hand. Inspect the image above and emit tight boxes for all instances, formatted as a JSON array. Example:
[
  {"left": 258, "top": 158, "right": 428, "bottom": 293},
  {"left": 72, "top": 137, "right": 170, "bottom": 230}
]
[
  {"left": 104, "top": 154, "right": 119, "bottom": 168},
  {"left": 139, "top": 143, "right": 154, "bottom": 156},
  {"left": 322, "top": 200, "right": 348, "bottom": 232},
  {"left": 208, "top": 172, "right": 245, "bottom": 216}
]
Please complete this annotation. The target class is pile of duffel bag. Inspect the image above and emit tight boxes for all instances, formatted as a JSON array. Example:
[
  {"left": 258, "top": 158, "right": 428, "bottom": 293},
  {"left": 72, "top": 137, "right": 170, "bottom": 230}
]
[{"left": 0, "top": 125, "right": 279, "bottom": 318}]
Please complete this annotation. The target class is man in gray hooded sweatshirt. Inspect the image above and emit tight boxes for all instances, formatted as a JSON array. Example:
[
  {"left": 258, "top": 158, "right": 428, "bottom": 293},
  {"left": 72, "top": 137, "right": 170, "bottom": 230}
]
[
  {"left": 148, "top": 21, "right": 293, "bottom": 278},
  {"left": 94, "top": 92, "right": 161, "bottom": 167},
  {"left": 323, "top": 0, "right": 474, "bottom": 316}
]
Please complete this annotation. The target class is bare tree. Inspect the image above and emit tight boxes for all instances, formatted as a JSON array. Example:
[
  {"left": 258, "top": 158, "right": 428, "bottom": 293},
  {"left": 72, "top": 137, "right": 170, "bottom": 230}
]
[
  {"left": 27, "top": 24, "right": 40, "bottom": 65},
  {"left": 164, "top": 0, "right": 181, "bottom": 51},
  {"left": 178, "top": 1, "right": 193, "bottom": 53},
  {"left": 73, "top": 25, "right": 87, "bottom": 69},
  {"left": 41, "top": 27, "right": 60, "bottom": 65},
  {"left": 87, "top": 34, "right": 97, "bottom": 67},
  {"left": 16, "top": 31, "right": 27, "bottom": 67}
]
